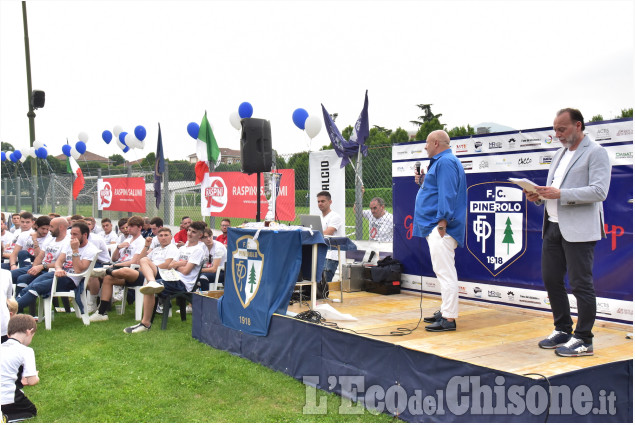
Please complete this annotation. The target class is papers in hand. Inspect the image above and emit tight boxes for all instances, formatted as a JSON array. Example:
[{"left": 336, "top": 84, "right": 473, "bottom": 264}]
[
  {"left": 508, "top": 178, "right": 544, "bottom": 200},
  {"left": 158, "top": 268, "right": 180, "bottom": 282}
]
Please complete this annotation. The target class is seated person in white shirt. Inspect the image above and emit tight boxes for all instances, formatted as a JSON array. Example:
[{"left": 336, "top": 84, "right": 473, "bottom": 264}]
[
  {"left": 9, "top": 216, "right": 51, "bottom": 277},
  {"left": 122, "top": 221, "right": 206, "bottom": 333},
  {"left": 89, "top": 216, "right": 147, "bottom": 322},
  {"left": 98, "top": 218, "right": 118, "bottom": 245},
  {"left": 199, "top": 228, "right": 227, "bottom": 290},
  {"left": 1, "top": 212, "right": 34, "bottom": 271},
  {"left": 356, "top": 195, "right": 394, "bottom": 242},
  {"left": 317, "top": 191, "right": 345, "bottom": 282},
  {"left": 116, "top": 218, "right": 129, "bottom": 245}
]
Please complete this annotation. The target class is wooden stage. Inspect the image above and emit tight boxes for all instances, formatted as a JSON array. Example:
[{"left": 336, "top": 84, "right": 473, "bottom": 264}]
[{"left": 287, "top": 290, "right": 633, "bottom": 377}]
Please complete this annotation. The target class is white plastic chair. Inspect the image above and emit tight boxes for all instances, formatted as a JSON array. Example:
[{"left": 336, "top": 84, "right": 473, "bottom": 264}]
[
  {"left": 120, "top": 264, "right": 144, "bottom": 321},
  {"left": 39, "top": 254, "right": 99, "bottom": 330},
  {"left": 209, "top": 265, "right": 224, "bottom": 291}
]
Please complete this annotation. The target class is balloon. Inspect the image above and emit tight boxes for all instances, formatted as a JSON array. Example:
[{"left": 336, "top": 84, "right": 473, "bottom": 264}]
[
  {"left": 78, "top": 132, "right": 89, "bottom": 143},
  {"left": 134, "top": 125, "right": 147, "bottom": 141},
  {"left": 229, "top": 111, "right": 241, "bottom": 130},
  {"left": 102, "top": 130, "right": 113, "bottom": 144},
  {"left": 33, "top": 140, "right": 43, "bottom": 149},
  {"left": 113, "top": 125, "right": 123, "bottom": 137},
  {"left": 36, "top": 147, "right": 48, "bottom": 159},
  {"left": 122, "top": 145, "right": 130, "bottom": 153},
  {"left": 13, "top": 150, "right": 22, "bottom": 161},
  {"left": 292, "top": 108, "right": 309, "bottom": 130},
  {"left": 62, "top": 145, "right": 72, "bottom": 157},
  {"left": 1, "top": 152, "right": 5, "bottom": 161},
  {"left": 119, "top": 131, "right": 128, "bottom": 144},
  {"left": 26, "top": 147, "right": 36, "bottom": 158},
  {"left": 305, "top": 115, "right": 322, "bottom": 139},
  {"left": 75, "top": 141, "right": 87, "bottom": 155},
  {"left": 116, "top": 140, "right": 125, "bottom": 151},
  {"left": 124, "top": 133, "right": 134, "bottom": 147},
  {"left": 238, "top": 102, "right": 253, "bottom": 119},
  {"left": 9, "top": 153, "right": 16, "bottom": 162},
  {"left": 187, "top": 122, "right": 199, "bottom": 139},
  {"left": 70, "top": 147, "right": 81, "bottom": 160},
  {"left": 20, "top": 155, "right": 28, "bottom": 163},
  {"left": 138, "top": 140, "right": 146, "bottom": 150}
]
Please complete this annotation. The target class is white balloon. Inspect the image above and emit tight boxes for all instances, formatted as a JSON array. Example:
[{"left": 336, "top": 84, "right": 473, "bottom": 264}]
[
  {"left": 116, "top": 140, "right": 125, "bottom": 151},
  {"left": 229, "top": 111, "right": 242, "bottom": 131},
  {"left": 70, "top": 147, "right": 81, "bottom": 159},
  {"left": 33, "top": 140, "right": 43, "bottom": 149},
  {"left": 113, "top": 125, "right": 123, "bottom": 137},
  {"left": 78, "top": 132, "right": 89, "bottom": 143},
  {"left": 304, "top": 115, "right": 322, "bottom": 139},
  {"left": 20, "top": 155, "right": 28, "bottom": 163},
  {"left": 27, "top": 147, "right": 36, "bottom": 158},
  {"left": 138, "top": 140, "right": 145, "bottom": 150},
  {"left": 124, "top": 133, "right": 136, "bottom": 148}
]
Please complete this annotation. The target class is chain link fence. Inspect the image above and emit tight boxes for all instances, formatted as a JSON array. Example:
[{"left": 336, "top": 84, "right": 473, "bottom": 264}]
[{"left": 1, "top": 145, "right": 394, "bottom": 241}]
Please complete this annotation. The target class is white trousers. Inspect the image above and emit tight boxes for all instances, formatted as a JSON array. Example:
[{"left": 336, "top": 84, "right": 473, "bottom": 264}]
[{"left": 426, "top": 229, "right": 459, "bottom": 319}]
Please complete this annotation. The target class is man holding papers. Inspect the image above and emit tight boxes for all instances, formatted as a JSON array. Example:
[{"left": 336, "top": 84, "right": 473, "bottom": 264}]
[{"left": 523, "top": 108, "right": 610, "bottom": 357}]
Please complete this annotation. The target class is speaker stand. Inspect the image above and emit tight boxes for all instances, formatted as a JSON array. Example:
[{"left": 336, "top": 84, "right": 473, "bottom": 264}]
[{"left": 256, "top": 172, "right": 261, "bottom": 222}]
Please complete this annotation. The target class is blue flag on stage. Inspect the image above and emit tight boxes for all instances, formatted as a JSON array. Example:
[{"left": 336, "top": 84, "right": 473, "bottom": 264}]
[
  {"left": 154, "top": 123, "right": 165, "bottom": 208},
  {"left": 321, "top": 90, "right": 369, "bottom": 168},
  {"left": 218, "top": 229, "right": 304, "bottom": 336}
]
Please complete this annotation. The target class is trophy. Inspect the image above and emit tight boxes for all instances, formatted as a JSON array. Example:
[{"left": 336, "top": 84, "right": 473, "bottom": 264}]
[{"left": 263, "top": 172, "right": 282, "bottom": 222}]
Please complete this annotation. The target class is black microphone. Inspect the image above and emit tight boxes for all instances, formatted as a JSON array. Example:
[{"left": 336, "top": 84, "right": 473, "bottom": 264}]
[{"left": 415, "top": 161, "right": 421, "bottom": 174}]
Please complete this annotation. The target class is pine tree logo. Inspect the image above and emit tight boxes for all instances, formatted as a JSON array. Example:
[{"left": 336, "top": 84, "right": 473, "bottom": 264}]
[
  {"left": 502, "top": 216, "right": 515, "bottom": 254},
  {"left": 248, "top": 264, "right": 257, "bottom": 292}
]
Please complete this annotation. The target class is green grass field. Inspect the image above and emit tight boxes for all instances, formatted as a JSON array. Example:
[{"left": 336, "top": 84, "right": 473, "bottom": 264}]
[{"left": 22, "top": 305, "right": 400, "bottom": 423}]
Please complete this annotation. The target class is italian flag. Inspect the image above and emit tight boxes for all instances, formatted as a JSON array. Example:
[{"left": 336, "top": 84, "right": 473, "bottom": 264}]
[
  {"left": 67, "top": 156, "right": 85, "bottom": 199},
  {"left": 194, "top": 111, "right": 221, "bottom": 185}
]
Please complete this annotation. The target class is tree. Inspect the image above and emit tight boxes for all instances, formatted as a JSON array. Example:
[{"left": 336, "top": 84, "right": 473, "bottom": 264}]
[
  {"left": 502, "top": 217, "right": 515, "bottom": 254},
  {"left": 341, "top": 125, "right": 353, "bottom": 141},
  {"left": 1, "top": 142, "right": 15, "bottom": 152},
  {"left": 248, "top": 264, "right": 257, "bottom": 292},
  {"left": 410, "top": 104, "right": 443, "bottom": 128},
  {"left": 414, "top": 118, "right": 444, "bottom": 141},
  {"left": 448, "top": 124, "right": 476, "bottom": 138},
  {"left": 590, "top": 114, "right": 604, "bottom": 122},
  {"left": 389, "top": 127, "right": 409, "bottom": 145},
  {"left": 141, "top": 152, "right": 156, "bottom": 168},
  {"left": 109, "top": 154, "right": 125, "bottom": 166},
  {"left": 617, "top": 108, "right": 633, "bottom": 118}
]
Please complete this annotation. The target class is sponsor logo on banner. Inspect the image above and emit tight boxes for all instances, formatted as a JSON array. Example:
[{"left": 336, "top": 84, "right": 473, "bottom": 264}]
[
  {"left": 520, "top": 137, "right": 541, "bottom": 147},
  {"left": 595, "top": 128, "right": 611, "bottom": 141},
  {"left": 203, "top": 176, "right": 228, "bottom": 212},
  {"left": 507, "top": 138, "right": 517, "bottom": 148},
  {"left": 488, "top": 290, "right": 502, "bottom": 299},
  {"left": 461, "top": 160, "right": 473, "bottom": 170},
  {"left": 617, "top": 307, "right": 633, "bottom": 315},
  {"left": 467, "top": 183, "right": 527, "bottom": 276},
  {"left": 99, "top": 182, "right": 113, "bottom": 208},
  {"left": 616, "top": 152, "right": 633, "bottom": 159},
  {"left": 539, "top": 155, "right": 553, "bottom": 165},
  {"left": 410, "top": 148, "right": 424, "bottom": 155},
  {"left": 459, "top": 285, "right": 467, "bottom": 295},
  {"left": 474, "top": 287, "right": 482, "bottom": 298},
  {"left": 543, "top": 297, "right": 550, "bottom": 306},
  {"left": 474, "top": 141, "right": 483, "bottom": 152},
  {"left": 494, "top": 158, "right": 512, "bottom": 168},
  {"left": 232, "top": 235, "right": 265, "bottom": 308},
  {"left": 489, "top": 141, "right": 503, "bottom": 150},
  {"left": 455, "top": 143, "right": 468, "bottom": 153},
  {"left": 616, "top": 129, "right": 633, "bottom": 137},
  {"left": 519, "top": 293, "right": 541, "bottom": 305},
  {"left": 518, "top": 157, "right": 532, "bottom": 167},
  {"left": 544, "top": 135, "right": 553, "bottom": 144},
  {"left": 507, "top": 291, "right": 514, "bottom": 301},
  {"left": 425, "top": 281, "right": 437, "bottom": 289},
  {"left": 479, "top": 160, "right": 489, "bottom": 169},
  {"left": 597, "top": 301, "right": 611, "bottom": 315}
]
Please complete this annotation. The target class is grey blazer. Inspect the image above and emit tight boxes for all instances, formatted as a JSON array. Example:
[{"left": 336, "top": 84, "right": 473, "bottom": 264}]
[{"left": 540, "top": 135, "right": 611, "bottom": 242}]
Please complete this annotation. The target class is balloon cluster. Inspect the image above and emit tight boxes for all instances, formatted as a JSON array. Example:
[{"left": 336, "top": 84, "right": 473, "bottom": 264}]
[
  {"left": 229, "top": 101, "right": 253, "bottom": 130},
  {"left": 1, "top": 141, "right": 49, "bottom": 163},
  {"left": 101, "top": 125, "right": 147, "bottom": 153},
  {"left": 59, "top": 132, "right": 91, "bottom": 159},
  {"left": 292, "top": 108, "right": 322, "bottom": 139}
]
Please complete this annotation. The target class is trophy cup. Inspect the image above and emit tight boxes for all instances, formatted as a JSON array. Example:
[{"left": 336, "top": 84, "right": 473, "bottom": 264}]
[{"left": 263, "top": 172, "right": 282, "bottom": 222}]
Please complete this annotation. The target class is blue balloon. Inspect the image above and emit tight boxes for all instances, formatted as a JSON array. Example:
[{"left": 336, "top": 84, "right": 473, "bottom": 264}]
[
  {"left": 62, "top": 144, "right": 72, "bottom": 157},
  {"left": 292, "top": 108, "right": 309, "bottom": 130},
  {"left": 122, "top": 145, "right": 130, "bottom": 153},
  {"left": 13, "top": 150, "right": 22, "bottom": 161},
  {"left": 187, "top": 122, "right": 200, "bottom": 139},
  {"left": 102, "top": 130, "right": 113, "bottom": 144},
  {"left": 238, "top": 102, "right": 253, "bottom": 119},
  {"left": 36, "top": 147, "right": 48, "bottom": 159},
  {"left": 75, "top": 141, "right": 87, "bottom": 155},
  {"left": 9, "top": 153, "right": 16, "bottom": 163},
  {"left": 119, "top": 131, "right": 128, "bottom": 144},
  {"left": 1, "top": 152, "right": 5, "bottom": 161},
  {"left": 134, "top": 125, "right": 147, "bottom": 141}
]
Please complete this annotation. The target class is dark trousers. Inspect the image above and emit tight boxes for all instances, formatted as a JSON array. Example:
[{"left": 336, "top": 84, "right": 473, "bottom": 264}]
[
  {"left": 542, "top": 221, "right": 597, "bottom": 343},
  {"left": 1, "top": 391, "right": 37, "bottom": 422}
]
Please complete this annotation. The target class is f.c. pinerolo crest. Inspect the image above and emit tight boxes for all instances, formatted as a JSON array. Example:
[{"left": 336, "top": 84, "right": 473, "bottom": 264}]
[
  {"left": 466, "top": 183, "right": 527, "bottom": 276},
  {"left": 232, "top": 235, "right": 264, "bottom": 308}
]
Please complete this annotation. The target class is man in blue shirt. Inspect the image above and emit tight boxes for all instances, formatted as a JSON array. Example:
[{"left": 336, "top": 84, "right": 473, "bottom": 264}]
[{"left": 413, "top": 130, "right": 467, "bottom": 332}]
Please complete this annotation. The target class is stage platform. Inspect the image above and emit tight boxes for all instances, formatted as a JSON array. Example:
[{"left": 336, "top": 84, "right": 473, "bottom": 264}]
[{"left": 192, "top": 290, "right": 633, "bottom": 422}]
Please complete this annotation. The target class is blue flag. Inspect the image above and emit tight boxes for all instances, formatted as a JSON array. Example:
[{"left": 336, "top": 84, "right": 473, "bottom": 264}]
[
  {"left": 154, "top": 123, "right": 165, "bottom": 208},
  {"left": 321, "top": 90, "right": 369, "bottom": 168}
]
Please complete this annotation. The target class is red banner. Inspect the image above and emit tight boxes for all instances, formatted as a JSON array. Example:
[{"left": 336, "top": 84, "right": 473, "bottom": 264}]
[
  {"left": 97, "top": 177, "right": 146, "bottom": 213},
  {"left": 201, "top": 170, "right": 295, "bottom": 221}
]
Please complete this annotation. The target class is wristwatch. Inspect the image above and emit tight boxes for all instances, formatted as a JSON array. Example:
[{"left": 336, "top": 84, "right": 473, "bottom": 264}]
[
  {"left": 71, "top": 252, "right": 80, "bottom": 257},
  {"left": 42, "top": 263, "right": 48, "bottom": 270}
]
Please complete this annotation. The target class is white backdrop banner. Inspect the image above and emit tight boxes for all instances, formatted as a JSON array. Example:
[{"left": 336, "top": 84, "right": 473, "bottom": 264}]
[{"left": 309, "top": 150, "right": 346, "bottom": 219}]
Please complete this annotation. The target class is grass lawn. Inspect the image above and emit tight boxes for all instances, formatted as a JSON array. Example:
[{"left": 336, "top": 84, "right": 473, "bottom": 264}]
[{"left": 23, "top": 305, "right": 400, "bottom": 423}]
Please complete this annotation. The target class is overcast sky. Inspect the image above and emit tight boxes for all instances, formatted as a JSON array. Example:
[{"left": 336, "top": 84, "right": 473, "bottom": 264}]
[{"left": 1, "top": 0, "right": 633, "bottom": 163}]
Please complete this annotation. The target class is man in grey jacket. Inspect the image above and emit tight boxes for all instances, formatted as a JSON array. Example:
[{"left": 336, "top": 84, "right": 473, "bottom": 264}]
[{"left": 525, "top": 108, "right": 610, "bottom": 357}]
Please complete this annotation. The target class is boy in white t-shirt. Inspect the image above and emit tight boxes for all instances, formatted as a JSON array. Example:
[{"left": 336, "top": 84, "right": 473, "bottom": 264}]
[
  {"left": 122, "top": 221, "right": 206, "bottom": 333},
  {"left": 98, "top": 218, "right": 118, "bottom": 245},
  {"left": 0, "top": 314, "right": 39, "bottom": 422},
  {"left": 199, "top": 228, "right": 227, "bottom": 290}
]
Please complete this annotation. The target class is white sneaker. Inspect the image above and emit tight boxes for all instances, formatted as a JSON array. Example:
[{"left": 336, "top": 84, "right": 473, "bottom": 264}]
[
  {"left": 140, "top": 281, "right": 165, "bottom": 295},
  {"left": 178, "top": 305, "right": 193, "bottom": 314},
  {"left": 89, "top": 312, "right": 109, "bottom": 322},
  {"left": 123, "top": 322, "right": 150, "bottom": 334},
  {"left": 112, "top": 285, "right": 125, "bottom": 302},
  {"left": 86, "top": 302, "right": 98, "bottom": 314},
  {"left": 91, "top": 268, "right": 107, "bottom": 278}
]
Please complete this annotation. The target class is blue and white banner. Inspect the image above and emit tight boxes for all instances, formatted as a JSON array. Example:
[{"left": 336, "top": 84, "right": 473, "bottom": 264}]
[
  {"left": 309, "top": 150, "right": 346, "bottom": 219},
  {"left": 393, "top": 118, "right": 633, "bottom": 323}
]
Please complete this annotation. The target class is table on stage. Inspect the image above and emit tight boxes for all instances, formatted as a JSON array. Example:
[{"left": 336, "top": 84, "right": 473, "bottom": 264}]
[{"left": 217, "top": 227, "right": 327, "bottom": 336}]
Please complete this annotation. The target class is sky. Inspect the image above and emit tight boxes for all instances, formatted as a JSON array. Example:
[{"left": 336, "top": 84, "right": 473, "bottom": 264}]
[{"left": 0, "top": 0, "right": 633, "bottom": 163}]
